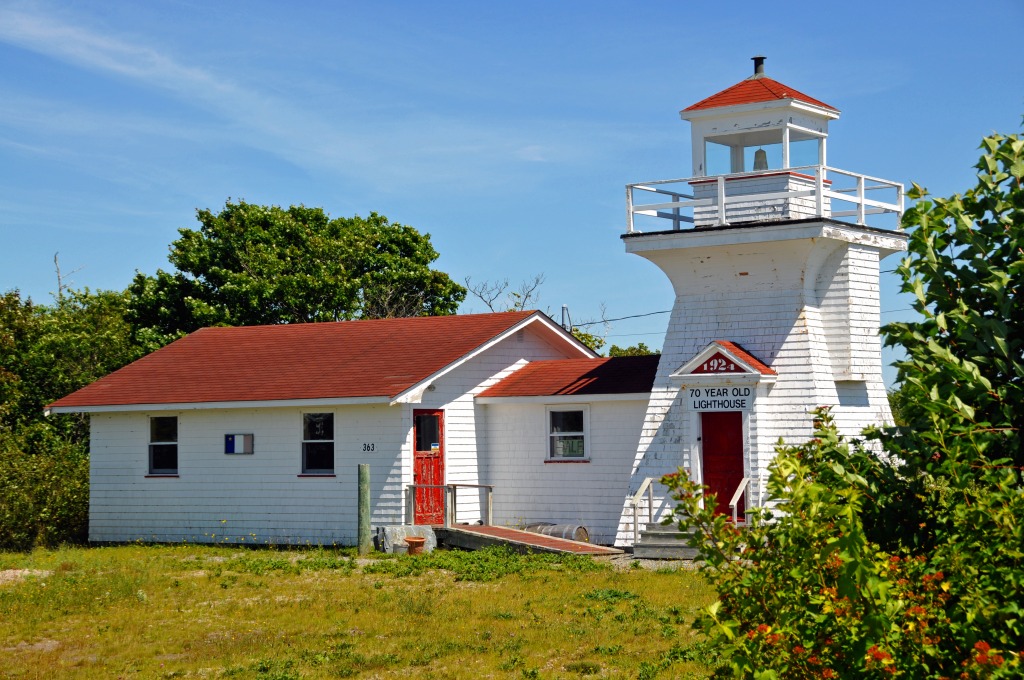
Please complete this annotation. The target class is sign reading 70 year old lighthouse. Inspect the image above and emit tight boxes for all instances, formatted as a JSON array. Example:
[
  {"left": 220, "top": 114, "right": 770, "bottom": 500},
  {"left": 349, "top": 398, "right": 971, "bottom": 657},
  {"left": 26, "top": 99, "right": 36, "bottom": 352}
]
[{"left": 688, "top": 386, "right": 752, "bottom": 411}]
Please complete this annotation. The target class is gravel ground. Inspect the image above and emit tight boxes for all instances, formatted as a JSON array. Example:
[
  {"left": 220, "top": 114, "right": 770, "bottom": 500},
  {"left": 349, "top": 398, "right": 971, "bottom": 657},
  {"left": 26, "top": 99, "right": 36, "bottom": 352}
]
[
  {"left": 0, "top": 569, "right": 49, "bottom": 586},
  {"left": 598, "top": 553, "right": 701, "bottom": 572}
]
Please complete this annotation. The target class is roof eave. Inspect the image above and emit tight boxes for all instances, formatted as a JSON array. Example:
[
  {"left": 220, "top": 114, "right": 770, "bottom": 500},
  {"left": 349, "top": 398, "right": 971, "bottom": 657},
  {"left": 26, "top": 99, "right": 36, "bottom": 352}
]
[
  {"left": 46, "top": 395, "right": 394, "bottom": 415},
  {"left": 388, "top": 312, "right": 597, "bottom": 405},
  {"left": 680, "top": 98, "right": 840, "bottom": 122},
  {"left": 476, "top": 392, "right": 652, "bottom": 405}
]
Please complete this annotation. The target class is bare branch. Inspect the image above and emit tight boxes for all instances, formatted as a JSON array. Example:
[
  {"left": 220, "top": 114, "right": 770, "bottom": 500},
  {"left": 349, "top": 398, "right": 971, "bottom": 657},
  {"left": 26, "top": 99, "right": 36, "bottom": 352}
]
[
  {"left": 464, "top": 276, "right": 510, "bottom": 312},
  {"left": 465, "top": 273, "right": 545, "bottom": 312},
  {"left": 53, "top": 252, "right": 84, "bottom": 301}
]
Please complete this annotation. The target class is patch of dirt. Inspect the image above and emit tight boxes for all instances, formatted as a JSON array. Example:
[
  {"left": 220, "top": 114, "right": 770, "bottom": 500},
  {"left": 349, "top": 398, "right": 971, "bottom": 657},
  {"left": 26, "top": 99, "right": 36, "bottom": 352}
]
[
  {"left": 5, "top": 638, "right": 60, "bottom": 653},
  {"left": 0, "top": 569, "right": 51, "bottom": 586}
]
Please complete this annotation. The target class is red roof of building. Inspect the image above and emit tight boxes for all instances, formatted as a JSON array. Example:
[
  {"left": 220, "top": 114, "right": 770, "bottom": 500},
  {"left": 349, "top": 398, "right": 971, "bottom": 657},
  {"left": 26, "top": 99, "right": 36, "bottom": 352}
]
[
  {"left": 479, "top": 355, "right": 660, "bottom": 398},
  {"left": 683, "top": 76, "right": 837, "bottom": 113},
  {"left": 48, "top": 311, "right": 562, "bottom": 409},
  {"left": 713, "top": 341, "right": 776, "bottom": 375}
]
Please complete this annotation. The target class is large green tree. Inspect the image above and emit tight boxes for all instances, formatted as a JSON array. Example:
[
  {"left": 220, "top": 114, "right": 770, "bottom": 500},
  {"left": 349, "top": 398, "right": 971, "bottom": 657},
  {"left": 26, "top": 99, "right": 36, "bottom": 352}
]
[
  {"left": 0, "top": 288, "right": 143, "bottom": 442},
  {"left": 662, "top": 130, "right": 1023, "bottom": 678},
  {"left": 128, "top": 202, "right": 466, "bottom": 345}
]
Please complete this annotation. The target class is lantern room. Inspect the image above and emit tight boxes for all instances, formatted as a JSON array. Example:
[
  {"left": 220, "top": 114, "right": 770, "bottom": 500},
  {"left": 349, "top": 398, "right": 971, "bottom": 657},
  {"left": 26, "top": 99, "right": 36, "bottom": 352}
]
[
  {"left": 625, "top": 56, "right": 904, "bottom": 232},
  {"left": 681, "top": 56, "right": 837, "bottom": 177}
]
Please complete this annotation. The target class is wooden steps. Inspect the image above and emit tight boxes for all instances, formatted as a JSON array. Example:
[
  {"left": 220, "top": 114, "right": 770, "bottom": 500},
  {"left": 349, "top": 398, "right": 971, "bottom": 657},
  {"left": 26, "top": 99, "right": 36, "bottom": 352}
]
[{"left": 632, "top": 525, "right": 701, "bottom": 560}]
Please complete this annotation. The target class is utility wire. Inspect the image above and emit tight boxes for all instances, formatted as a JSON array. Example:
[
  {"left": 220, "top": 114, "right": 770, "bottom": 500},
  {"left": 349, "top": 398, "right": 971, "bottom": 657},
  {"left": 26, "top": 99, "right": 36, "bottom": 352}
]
[{"left": 573, "top": 309, "right": 671, "bottom": 327}]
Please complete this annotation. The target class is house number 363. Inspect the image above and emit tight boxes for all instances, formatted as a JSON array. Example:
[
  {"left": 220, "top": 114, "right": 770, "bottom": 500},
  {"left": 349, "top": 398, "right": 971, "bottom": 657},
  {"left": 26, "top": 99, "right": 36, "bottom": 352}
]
[{"left": 362, "top": 443, "right": 375, "bottom": 452}]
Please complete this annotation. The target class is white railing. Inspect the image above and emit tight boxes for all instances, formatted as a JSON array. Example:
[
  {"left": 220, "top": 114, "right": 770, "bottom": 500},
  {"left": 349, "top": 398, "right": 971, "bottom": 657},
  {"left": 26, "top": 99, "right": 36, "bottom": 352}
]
[
  {"left": 729, "top": 477, "right": 752, "bottom": 524},
  {"left": 630, "top": 477, "right": 659, "bottom": 544},
  {"left": 406, "top": 484, "right": 494, "bottom": 527},
  {"left": 626, "top": 165, "right": 904, "bottom": 233}
]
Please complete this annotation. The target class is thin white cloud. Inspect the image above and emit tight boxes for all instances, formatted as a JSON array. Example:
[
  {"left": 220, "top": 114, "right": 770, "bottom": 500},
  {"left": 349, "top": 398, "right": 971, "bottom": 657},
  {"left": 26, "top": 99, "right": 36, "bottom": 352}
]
[
  {"left": 0, "top": 7, "right": 218, "bottom": 87},
  {"left": 0, "top": 5, "right": 642, "bottom": 192}
]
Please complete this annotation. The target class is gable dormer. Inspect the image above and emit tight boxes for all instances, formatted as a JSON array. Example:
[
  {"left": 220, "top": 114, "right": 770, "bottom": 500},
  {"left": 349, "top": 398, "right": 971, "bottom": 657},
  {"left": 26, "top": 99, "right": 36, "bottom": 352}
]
[{"left": 672, "top": 339, "right": 775, "bottom": 383}]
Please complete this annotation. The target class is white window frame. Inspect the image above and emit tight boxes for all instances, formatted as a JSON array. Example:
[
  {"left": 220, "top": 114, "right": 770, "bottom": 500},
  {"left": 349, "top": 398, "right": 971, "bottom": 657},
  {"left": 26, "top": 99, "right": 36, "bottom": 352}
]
[
  {"left": 301, "top": 412, "right": 335, "bottom": 474},
  {"left": 148, "top": 415, "right": 178, "bottom": 475},
  {"left": 546, "top": 405, "right": 589, "bottom": 461}
]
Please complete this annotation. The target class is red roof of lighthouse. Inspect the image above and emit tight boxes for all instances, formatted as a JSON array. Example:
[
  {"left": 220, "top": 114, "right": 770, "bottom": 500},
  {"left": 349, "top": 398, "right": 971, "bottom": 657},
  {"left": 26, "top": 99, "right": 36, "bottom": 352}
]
[
  {"left": 711, "top": 341, "right": 777, "bottom": 375},
  {"left": 683, "top": 75, "right": 837, "bottom": 113}
]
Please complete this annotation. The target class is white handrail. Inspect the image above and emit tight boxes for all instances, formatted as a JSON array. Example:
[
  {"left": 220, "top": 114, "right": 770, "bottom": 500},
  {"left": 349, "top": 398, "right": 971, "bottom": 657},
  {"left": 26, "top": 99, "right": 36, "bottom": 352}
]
[
  {"left": 626, "top": 164, "right": 903, "bottom": 232},
  {"left": 407, "top": 483, "right": 494, "bottom": 527},
  {"left": 630, "top": 477, "right": 658, "bottom": 544},
  {"left": 729, "top": 477, "right": 752, "bottom": 524}
]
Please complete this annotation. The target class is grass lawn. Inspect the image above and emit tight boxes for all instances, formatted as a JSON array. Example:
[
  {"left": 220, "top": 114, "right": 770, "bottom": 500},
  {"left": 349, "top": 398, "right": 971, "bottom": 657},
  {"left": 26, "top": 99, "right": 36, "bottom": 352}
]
[{"left": 0, "top": 544, "right": 717, "bottom": 679}]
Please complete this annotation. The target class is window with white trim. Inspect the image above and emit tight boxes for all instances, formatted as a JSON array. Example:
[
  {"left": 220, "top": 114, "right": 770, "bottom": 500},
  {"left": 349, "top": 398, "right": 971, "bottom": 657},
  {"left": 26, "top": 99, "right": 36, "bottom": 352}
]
[
  {"left": 149, "top": 416, "right": 178, "bottom": 474},
  {"left": 302, "top": 412, "right": 334, "bottom": 473},
  {"left": 547, "top": 406, "right": 588, "bottom": 460}
]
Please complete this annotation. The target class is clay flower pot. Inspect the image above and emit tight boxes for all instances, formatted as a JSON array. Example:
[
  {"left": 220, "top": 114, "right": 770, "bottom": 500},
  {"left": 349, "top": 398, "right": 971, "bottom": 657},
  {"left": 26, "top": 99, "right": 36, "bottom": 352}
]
[{"left": 405, "top": 536, "right": 426, "bottom": 556}]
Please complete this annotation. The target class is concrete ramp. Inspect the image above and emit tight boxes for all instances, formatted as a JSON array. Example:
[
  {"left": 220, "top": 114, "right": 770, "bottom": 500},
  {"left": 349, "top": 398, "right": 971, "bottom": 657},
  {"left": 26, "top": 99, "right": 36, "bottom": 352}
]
[{"left": 435, "top": 525, "right": 622, "bottom": 555}]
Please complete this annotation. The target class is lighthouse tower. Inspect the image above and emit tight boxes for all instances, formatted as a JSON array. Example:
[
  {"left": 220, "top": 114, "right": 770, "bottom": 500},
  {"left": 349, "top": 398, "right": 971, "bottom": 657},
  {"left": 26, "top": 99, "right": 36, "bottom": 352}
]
[{"left": 618, "top": 57, "right": 907, "bottom": 545}]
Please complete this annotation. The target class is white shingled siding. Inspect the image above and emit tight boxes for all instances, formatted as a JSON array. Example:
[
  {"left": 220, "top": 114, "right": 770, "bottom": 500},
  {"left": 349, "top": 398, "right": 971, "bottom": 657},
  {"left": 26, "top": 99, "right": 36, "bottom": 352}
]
[
  {"left": 482, "top": 399, "right": 648, "bottom": 545},
  {"left": 619, "top": 229, "right": 899, "bottom": 545},
  {"left": 87, "top": 324, "right": 576, "bottom": 545},
  {"left": 88, "top": 404, "right": 406, "bottom": 545},
  {"left": 692, "top": 174, "right": 830, "bottom": 226},
  {"left": 412, "top": 327, "right": 573, "bottom": 524}
]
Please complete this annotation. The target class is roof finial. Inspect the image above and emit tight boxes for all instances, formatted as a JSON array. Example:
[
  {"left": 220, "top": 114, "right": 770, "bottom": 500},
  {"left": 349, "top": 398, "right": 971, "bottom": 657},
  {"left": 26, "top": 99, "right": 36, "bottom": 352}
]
[{"left": 751, "top": 55, "right": 766, "bottom": 77}]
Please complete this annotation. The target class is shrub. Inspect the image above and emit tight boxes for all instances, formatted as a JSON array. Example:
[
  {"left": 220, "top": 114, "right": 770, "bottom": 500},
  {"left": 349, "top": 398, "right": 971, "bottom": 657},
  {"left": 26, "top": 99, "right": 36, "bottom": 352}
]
[
  {"left": 664, "top": 129, "right": 1024, "bottom": 678},
  {"left": 0, "top": 425, "right": 89, "bottom": 550}
]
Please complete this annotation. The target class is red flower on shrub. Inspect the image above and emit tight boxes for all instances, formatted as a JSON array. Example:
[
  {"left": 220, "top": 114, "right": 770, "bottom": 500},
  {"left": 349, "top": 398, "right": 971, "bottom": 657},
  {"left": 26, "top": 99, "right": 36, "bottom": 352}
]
[{"left": 866, "top": 645, "right": 894, "bottom": 668}]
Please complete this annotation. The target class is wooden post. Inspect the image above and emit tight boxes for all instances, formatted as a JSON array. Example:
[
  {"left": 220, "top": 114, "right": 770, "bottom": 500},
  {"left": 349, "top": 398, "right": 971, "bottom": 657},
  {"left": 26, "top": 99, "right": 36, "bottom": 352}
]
[
  {"left": 716, "top": 176, "right": 729, "bottom": 226},
  {"left": 406, "top": 486, "right": 414, "bottom": 525},
  {"left": 782, "top": 125, "right": 790, "bottom": 169},
  {"left": 485, "top": 487, "right": 493, "bottom": 526},
  {"left": 815, "top": 166, "right": 825, "bottom": 218},
  {"left": 857, "top": 175, "right": 866, "bottom": 225},
  {"left": 452, "top": 485, "right": 460, "bottom": 528},
  {"left": 357, "top": 464, "right": 371, "bottom": 555},
  {"left": 626, "top": 185, "right": 634, "bottom": 233}
]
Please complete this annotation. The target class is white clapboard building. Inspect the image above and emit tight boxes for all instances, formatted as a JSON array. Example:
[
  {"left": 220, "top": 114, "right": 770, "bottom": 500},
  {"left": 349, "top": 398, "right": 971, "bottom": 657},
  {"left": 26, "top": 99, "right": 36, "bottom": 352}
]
[{"left": 48, "top": 58, "right": 906, "bottom": 548}]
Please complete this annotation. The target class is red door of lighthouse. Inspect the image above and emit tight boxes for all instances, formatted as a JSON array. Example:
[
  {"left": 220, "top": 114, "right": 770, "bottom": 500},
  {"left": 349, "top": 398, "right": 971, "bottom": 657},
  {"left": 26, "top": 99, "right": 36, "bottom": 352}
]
[
  {"left": 700, "top": 411, "right": 744, "bottom": 518},
  {"left": 413, "top": 409, "right": 445, "bottom": 525}
]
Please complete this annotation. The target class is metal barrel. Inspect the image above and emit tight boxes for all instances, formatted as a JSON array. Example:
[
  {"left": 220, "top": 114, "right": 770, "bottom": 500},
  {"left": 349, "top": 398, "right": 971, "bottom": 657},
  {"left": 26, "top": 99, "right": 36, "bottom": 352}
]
[{"left": 523, "top": 523, "right": 590, "bottom": 543}]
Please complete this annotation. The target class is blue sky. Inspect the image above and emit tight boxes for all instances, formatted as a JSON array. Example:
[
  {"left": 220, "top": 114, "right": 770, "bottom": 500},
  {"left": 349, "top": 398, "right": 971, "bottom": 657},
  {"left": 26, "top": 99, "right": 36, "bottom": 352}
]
[{"left": 1, "top": 1, "right": 1021, "bottom": 385}]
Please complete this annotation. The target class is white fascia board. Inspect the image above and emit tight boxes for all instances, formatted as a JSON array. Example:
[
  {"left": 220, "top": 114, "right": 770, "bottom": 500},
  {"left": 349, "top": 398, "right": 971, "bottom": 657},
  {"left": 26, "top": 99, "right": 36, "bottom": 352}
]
[
  {"left": 476, "top": 392, "right": 651, "bottom": 405},
  {"left": 680, "top": 99, "right": 839, "bottom": 122},
  {"left": 46, "top": 395, "right": 392, "bottom": 415},
  {"left": 389, "top": 313, "right": 596, "bottom": 405},
  {"left": 670, "top": 373, "right": 776, "bottom": 388},
  {"left": 625, "top": 221, "right": 907, "bottom": 254}
]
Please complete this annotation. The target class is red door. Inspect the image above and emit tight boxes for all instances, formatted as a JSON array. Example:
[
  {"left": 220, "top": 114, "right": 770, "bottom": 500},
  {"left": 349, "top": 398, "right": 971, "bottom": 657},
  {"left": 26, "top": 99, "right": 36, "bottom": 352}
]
[
  {"left": 700, "top": 411, "right": 744, "bottom": 518},
  {"left": 413, "top": 410, "right": 445, "bottom": 525}
]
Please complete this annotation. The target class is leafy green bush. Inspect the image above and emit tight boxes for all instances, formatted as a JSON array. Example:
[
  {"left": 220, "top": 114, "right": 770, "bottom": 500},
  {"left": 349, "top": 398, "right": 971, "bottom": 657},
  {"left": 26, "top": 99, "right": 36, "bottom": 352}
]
[
  {"left": 664, "top": 130, "right": 1023, "bottom": 678},
  {"left": 0, "top": 426, "right": 89, "bottom": 550}
]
